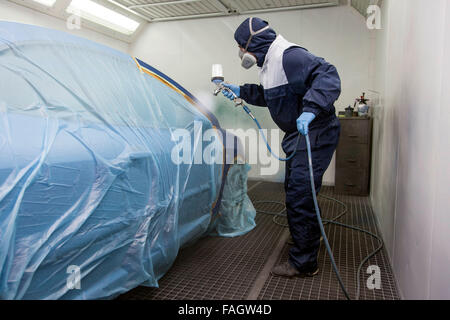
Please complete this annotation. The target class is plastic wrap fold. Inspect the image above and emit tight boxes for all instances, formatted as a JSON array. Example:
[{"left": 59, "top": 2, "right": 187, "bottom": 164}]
[{"left": 0, "top": 21, "right": 255, "bottom": 300}]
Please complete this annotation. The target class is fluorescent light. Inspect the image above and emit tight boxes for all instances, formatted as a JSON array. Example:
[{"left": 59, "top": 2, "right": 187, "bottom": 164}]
[
  {"left": 32, "top": 0, "right": 57, "bottom": 6},
  {"left": 67, "top": 0, "right": 140, "bottom": 35}
]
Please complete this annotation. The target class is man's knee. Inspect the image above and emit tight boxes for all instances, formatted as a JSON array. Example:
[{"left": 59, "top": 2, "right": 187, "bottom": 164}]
[{"left": 286, "top": 181, "right": 310, "bottom": 205}]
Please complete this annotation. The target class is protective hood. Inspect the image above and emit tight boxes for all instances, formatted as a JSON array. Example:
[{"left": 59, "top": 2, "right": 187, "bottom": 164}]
[{"left": 234, "top": 17, "right": 277, "bottom": 68}]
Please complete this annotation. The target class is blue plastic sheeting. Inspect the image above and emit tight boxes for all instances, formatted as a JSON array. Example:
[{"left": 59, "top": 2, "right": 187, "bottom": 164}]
[
  {"left": 208, "top": 164, "right": 256, "bottom": 237},
  {"left": 0, "top": 21, "right": 255, "bottom": 299}
]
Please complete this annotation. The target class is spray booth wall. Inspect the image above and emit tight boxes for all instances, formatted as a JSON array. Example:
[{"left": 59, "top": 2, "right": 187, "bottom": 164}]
[
  {"left": 369, "top": 0, "right": 450, "bottom": 299},
  {"left": 130, "top": 4, "right": 373, "bottom": 183}
]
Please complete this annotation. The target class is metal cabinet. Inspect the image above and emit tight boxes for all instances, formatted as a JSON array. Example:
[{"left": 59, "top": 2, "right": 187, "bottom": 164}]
[{"left": 335, "top": 117, "right": 373, "bottom": 196}]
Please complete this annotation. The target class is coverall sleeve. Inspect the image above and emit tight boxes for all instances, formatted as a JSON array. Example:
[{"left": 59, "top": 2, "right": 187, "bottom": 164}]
[
  {"left": 283, "top": 47, "right": 341, "bottom": 116},
  {"left": 239, "top": 84, "right": 267, "bottom": 107}
]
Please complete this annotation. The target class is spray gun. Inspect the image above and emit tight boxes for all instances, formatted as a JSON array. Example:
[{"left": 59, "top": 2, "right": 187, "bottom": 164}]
[
  {"left": 211, "top": 64, "right": 257, "bottom": 122},
  {"left": 211, "top": 64, "right": 244, "bottom": 107}
]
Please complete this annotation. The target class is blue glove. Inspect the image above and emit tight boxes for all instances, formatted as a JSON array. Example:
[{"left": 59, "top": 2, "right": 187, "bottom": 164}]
[
  {"left": 222, "top": 83, "right": 240, "bottom": 101},
  {"left": 296, "top": 112, "right": 316, "bottom": 136}
]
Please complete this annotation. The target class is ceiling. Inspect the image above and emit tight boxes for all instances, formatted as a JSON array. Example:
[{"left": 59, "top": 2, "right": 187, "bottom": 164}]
[
  {"left": 109, "top": 0, "right": 340, "bottom": 22},
  {"left": 6, "top": 0, "right": 340, "bottom": 42},
  {"left": 350, "top": 0, "right": 381, "bottom": 17}
]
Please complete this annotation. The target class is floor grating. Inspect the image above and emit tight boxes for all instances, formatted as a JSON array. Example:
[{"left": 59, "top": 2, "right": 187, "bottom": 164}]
[{"left": 118, "top": 181, "right": 400, "bottom": 300}]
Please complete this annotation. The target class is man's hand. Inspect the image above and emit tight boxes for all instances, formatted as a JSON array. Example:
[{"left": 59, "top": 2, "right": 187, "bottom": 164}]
[
  {"left": 222, "top": 83, "right": 240, "bottom": 101},
  {"left": 296, "top": 112, "right": 316, "bottom": 136}
]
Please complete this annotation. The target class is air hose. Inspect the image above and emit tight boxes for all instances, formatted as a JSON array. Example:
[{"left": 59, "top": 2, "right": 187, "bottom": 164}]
[
  {"left": 242, "top": 104, "right": 384, "bottom": 301},
  {"left": 242, "top": 105, "right": 300, "bottom": 162}
]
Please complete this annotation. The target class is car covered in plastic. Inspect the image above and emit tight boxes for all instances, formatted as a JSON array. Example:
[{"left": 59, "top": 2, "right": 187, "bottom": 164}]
[{"left": 0, "top": 21, "right": 255, "bottom": 300}]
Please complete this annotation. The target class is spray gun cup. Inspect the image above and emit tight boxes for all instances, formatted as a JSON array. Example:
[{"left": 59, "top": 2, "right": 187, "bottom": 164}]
[{"left": 211, "top": 77, "right": 224, "bottom": 83}]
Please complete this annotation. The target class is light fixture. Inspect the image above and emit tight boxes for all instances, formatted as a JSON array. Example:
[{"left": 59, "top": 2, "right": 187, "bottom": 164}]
[
  {"left": 66, "top": 0, "right": 140, "bottom": 35},
  {"left": 32, "top": 0, "right": 57, "bottom": 7}
]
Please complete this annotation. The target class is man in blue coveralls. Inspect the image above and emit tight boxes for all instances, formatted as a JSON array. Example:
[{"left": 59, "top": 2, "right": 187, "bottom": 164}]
[{"left": 221, "top": 17, "right": 341, "bottom": 277}]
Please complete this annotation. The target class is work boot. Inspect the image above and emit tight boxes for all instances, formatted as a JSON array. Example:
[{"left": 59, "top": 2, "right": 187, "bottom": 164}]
[
  {"left": 287, "top": 235, "right": 323, "bottom": 245},
  {"left": 271, "top": 261, "right": 319, "bottom": 278}
]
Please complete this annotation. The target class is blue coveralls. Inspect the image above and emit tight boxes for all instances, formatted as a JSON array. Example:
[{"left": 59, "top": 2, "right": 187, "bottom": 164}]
[{"left": 235, "top": 18, "right": 341, "bottom": 272}]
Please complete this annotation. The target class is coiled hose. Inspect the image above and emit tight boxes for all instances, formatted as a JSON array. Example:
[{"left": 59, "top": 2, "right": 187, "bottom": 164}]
[{"left": 243, "top": 105, "right": 384, "bottom": 300}]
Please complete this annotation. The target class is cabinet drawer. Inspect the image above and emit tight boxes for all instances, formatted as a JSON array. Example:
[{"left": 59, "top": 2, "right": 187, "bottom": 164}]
[
  {"left": 340, "top": 119, "right": 370, "bottom": 144},
  {"left": 336, "top": 144, "right": 370, "bottom": 169},
  {"left": 335, "top": 168, "right": 369, "bottom": 195}
]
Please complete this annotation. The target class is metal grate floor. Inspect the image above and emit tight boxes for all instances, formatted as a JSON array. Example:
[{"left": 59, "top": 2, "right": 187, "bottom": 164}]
[{"left": 118, "top": 181, "right": 400, "bottom": 300}]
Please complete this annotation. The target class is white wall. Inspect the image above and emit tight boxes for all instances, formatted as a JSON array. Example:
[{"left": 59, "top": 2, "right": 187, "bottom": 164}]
[
  {"left": 0, "top": 0, "right": 129, "bottom": 52},
  {"left": 370, "top": 0, "right": 450, "bottom": 299},
  {"left": 130, "top": 4, "right": 373, "bottom": 183},
  {"left": 431, "top": 0, "right": 450, "bottom": 300}
]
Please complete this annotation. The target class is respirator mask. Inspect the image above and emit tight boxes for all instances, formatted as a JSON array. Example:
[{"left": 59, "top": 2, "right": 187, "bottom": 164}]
[{"left": 239, "top": 18, "right": 270, "bottom": 69}]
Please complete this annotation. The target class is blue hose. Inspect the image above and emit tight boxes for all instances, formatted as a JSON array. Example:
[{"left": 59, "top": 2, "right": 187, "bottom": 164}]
[
  {"left": 243, "top": 105, "right": 352, "bottom": 300},
  {"left": 242, "top": 105, "right": 300, "bottom": 162},
  {"left": 305, "top": 134, "right": 351, "bottom": 300},
  {"left": 220, "top": 90, "right": 383, "bottom": 299}
]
